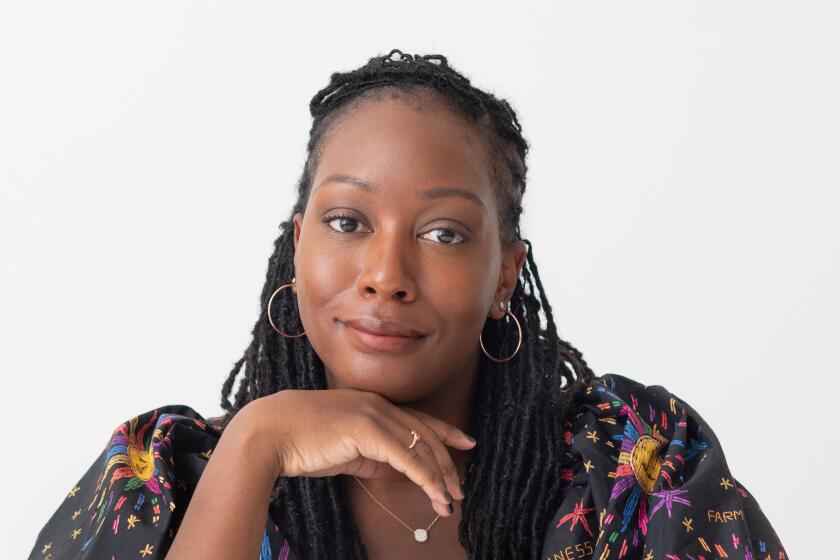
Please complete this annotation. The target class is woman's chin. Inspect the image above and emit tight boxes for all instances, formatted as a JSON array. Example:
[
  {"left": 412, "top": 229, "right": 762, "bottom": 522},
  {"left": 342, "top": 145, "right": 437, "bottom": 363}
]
[{"left": 326, "top": 364, "right": 435, "bottom": 403}]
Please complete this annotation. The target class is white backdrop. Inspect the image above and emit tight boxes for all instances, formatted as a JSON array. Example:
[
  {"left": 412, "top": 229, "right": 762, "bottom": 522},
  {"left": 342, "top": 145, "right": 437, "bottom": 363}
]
[{"left": 2, "top": 2, "right": 833, "bottom": 557}]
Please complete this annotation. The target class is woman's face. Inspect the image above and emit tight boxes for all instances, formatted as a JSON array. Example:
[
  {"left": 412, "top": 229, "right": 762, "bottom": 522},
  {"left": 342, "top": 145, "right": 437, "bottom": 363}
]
[{"left": 292, "top": 94, "right": 526, "bottom": 403}]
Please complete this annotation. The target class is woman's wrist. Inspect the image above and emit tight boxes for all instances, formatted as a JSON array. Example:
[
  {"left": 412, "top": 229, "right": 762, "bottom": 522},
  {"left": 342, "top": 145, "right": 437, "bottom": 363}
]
[{"left": 223, "top": 399, "right": 285, "bottom": 483}]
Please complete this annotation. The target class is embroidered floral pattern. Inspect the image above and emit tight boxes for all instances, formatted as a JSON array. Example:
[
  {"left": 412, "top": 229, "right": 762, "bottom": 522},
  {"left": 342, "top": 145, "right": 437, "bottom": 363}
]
[{"left": 542, "top": 373, "right": 787, "bottom": 559}]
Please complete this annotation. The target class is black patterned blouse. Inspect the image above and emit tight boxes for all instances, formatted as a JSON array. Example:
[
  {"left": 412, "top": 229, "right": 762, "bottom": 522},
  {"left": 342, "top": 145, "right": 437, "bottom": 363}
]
[{"left": 28, "top": 373, "right": 787, "bottom": 559}]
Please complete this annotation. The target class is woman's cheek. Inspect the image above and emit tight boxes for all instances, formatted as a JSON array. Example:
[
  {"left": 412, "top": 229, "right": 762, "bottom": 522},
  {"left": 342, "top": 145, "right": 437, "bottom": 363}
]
[
  {"left": 294, "top": 247, "right": 349, "bottom": 334},
  {"left": 429, "top": 256, "right": 495, "bottom": 312}
]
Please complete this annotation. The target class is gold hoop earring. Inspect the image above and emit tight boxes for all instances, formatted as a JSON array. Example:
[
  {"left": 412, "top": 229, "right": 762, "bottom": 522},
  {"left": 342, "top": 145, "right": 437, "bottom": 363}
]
[
  {"left": 479, "top": 301, "right": 523, "bottom": 363},
  {"left": 267, "top": 277, "right": 306, "bottom": 338}
]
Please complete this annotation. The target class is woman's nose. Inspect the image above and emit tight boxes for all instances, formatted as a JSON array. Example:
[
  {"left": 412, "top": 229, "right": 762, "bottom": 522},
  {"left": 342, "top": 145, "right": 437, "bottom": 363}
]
[{"left": 355, "top": 230, "right": 417, "bottom": 302}]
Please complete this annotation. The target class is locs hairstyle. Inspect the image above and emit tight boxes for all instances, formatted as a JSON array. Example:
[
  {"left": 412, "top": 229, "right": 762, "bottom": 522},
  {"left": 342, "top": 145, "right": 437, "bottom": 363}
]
[{"left": 220, "top": 49, "right": 596, "bottom": 560}]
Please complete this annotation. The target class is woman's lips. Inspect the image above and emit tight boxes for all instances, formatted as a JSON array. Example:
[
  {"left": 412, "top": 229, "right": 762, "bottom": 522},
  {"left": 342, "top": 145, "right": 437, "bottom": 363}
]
[{"left": 340, "top": 320, "right": 425, "bottom": 353}]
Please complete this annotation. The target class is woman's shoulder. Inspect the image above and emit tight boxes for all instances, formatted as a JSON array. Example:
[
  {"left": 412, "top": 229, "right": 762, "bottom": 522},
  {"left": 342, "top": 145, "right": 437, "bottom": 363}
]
[
  {"left": 26, "top": 404, "right": 252, "bottom": 560},
  {"left": 570, "top": 371, "right": 731, "bottom": 459},
  {"left": 93, "top": 403, "right": 230, "bottom": 484},
  {"left": 540, "top": 371, "right": 787, "bottom": 559},
  {"left": 579, "top": 371, "right": 701, "bottom": 418},
  {"left": 105, "top": 403, "right": 229, "bottom": 455}
]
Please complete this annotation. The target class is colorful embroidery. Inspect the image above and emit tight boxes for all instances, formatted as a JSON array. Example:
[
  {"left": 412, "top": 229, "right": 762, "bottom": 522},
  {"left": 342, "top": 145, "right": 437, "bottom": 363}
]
[
  {"left": 542, "top": 373, "right": 787, "bottom": 559},
  {"left": 27, "top": 405, "right": 290, "bottom": 559},
  {"left": 26, "top": 374, "right": 786, "bottom": 559}
]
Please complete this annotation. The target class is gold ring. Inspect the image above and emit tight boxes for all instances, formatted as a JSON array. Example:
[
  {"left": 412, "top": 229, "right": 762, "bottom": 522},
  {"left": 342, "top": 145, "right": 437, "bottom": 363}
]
[{"left": 408, "top": 429, "right": 421, "bottom": 449}]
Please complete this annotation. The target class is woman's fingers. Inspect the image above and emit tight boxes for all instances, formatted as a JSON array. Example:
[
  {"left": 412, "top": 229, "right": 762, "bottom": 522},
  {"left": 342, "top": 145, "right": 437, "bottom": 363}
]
[
  {"left": 404, "top": 439, "right": 456, "bottom": 517},
  {"left": 389, "top": 409, "right": 473, "bottom": 502},
  {"left": 377, "top": 413, "right": 458, "bottom": 512},
  {"left": 400, "top": 406, "right": 477, "bottom": 450},
  {"left": 356, "top": 421, "right": 454, "bottom": 516}
]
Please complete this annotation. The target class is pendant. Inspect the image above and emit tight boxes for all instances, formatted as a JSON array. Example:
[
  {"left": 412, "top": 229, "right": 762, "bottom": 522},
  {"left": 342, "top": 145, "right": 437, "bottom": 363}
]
[{"left": 414, "top": 528, "right": 428, "bottom": 542}]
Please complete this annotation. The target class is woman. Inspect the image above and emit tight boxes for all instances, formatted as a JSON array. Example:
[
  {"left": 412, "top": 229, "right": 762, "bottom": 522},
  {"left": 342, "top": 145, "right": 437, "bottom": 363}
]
[{"left": 28, "top": 49, "right": 787, "bottom": 560}]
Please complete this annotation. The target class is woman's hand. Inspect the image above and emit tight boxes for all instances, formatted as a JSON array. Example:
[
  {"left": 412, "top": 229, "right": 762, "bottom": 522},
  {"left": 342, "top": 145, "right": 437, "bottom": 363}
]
[{"left": 239, "top": 388, "right": 477, "bottom": 517}]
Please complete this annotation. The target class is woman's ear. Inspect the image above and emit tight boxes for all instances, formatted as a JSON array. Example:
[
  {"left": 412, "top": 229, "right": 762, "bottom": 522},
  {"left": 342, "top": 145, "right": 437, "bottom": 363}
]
[
  {"left": 292, "top": 213, "right": 304, "bottom": 290},
  {"left": 490, "top": 240, "right": 528, "bottom": 319},
  {"left": 293, "top": 212, "right": 304, "bottom": 251},
  {"left": 511, "top": 239, "right": 527, "bottom": 278}
]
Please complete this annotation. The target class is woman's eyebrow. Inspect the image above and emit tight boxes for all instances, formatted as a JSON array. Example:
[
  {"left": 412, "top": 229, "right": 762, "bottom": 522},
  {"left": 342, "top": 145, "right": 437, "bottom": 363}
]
[
  {"left": 421, "top": 187, "right": 485, "bottom": 210},
  {"left": 316, "top": 174, "right": 486, "bottom": 210},
  {"left": 317, "top": 174, "right": 372, "bottom": 191}
]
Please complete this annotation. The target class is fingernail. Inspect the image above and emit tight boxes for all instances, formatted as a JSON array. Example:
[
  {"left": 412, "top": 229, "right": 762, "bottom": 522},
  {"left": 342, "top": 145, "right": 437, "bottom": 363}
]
[
  {"left": 443, "top": 489, "right": 453, "bottom": 503},
  {"left": 465, "top": 434, "right": 476, "bottom": 444},
  {"left": 459, "top": 481, "right": 465, "bottom": 496},
  {"left": 447, "top": 502, "right": 454, "bottom": 514}
]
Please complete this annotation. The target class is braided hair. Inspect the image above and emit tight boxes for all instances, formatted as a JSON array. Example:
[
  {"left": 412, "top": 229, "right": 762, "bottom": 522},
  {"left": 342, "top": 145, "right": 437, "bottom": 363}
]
[{"left": 220, "top": 49, "right": 596, "bottom": 560}]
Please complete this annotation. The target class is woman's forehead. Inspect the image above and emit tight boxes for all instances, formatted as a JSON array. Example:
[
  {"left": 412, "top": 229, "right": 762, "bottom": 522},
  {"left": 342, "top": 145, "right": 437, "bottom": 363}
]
[{"left": 312, "top": 97, "right": 493, "bottom": 201}]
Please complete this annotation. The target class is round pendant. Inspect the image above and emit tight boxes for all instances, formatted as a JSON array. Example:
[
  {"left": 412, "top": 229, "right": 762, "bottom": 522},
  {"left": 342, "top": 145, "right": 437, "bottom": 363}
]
[{"left": 414, "top": 528, "right": 428, "bottom": 542}]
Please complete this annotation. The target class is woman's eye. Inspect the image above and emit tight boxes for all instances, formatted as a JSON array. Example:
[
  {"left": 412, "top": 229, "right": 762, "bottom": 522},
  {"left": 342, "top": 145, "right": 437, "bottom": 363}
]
[
  {"left": 326, "top": 216, "right": 364, "bottom": 233},
  {"left": 322, "top": 215, "right": 464, "bottom": 244},
  {"left": 421, "top": 228, "right": 466, "bottom": 245}
]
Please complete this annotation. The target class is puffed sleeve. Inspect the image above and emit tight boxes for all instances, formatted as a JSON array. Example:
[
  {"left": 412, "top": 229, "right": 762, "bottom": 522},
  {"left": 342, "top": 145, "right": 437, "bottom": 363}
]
[
  {"left": 27, "top": 405, "right": 291, "bottom": 559},
  {"left": 541, "top": 373, "right": 787, "bottom": 560}
]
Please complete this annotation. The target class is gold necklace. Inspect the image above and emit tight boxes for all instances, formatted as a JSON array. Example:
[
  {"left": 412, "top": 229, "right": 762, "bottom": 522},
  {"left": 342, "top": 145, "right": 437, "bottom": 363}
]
[{"left": 351, "top": 475, "right": 442, "bottom": 543}]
